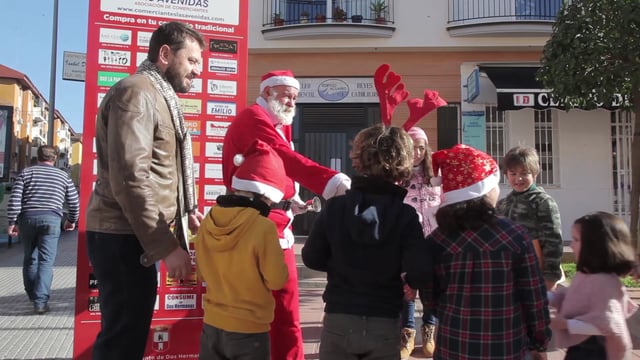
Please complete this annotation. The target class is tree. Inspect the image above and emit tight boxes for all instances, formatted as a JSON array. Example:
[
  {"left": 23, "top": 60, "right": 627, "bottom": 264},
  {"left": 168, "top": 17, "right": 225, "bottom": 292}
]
[{"left": 538, "top": 0, "right": 640, "bottom": 251}]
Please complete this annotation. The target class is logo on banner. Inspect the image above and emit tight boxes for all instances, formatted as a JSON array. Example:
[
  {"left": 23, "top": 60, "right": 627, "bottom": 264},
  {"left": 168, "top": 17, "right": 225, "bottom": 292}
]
[
  {"left": 209, "top": 39, "right": 237, "bottom": 54},
  {"left": 165, "top": 293, "right": 197, "bottom": 310},
  {"left": 208, "top": 79, "right": 237, "bottom": 96},
  {"left": 318, "top": 79, "right": 349, "bottom": 102},
  {"left": 98, "top": 49, "right": 131, "bottom": 66},
  {"left": 152, "top": 326, "right": 170, "bottom": 353},
  {"left": 208, "top": 58, "right": 238, "bottom": 74},
  {"left": 137, "top": 31, "right": 152, "bottom": 47},
  {"left": 99, "top": 28, "right": 132, "bottom": 45},
  {"left": 88, "top": 296, "right": 100, "bottom": 312},
  {"left": 207, "top": 101, "right": 236, "bottom": 116}
]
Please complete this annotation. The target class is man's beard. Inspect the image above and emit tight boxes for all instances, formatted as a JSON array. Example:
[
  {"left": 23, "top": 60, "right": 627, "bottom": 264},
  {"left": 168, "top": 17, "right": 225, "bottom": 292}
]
[
  {"left": 165, "top": 63, "right": 191, "bottom": 93},
  {"left": 268, "top": 93, "right": 295, "bottom": 125}
]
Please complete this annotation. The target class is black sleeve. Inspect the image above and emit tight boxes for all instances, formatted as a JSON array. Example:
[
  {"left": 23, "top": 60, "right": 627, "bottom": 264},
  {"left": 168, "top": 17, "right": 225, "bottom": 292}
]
[{"left": 301, "top": 202, "right": 331, "bottom": 272}]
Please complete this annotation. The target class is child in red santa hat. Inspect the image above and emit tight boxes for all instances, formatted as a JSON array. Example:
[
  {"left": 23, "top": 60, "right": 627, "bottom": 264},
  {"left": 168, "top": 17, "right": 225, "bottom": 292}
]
[
  {"left": 197, "top": 139, "right": 289, "bottom": 360},
  {"left": 426, "top": 144, "right": 551, "bottom": 360}
]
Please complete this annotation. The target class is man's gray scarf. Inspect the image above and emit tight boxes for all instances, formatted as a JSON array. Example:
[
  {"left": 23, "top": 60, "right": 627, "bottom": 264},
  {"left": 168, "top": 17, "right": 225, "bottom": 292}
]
[{"left": 136, "top": 60, "right": 197, "bottom": 219}]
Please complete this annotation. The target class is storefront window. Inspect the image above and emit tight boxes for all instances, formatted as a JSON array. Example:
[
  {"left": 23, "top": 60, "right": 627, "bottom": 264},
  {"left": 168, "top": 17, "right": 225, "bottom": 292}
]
[
  {"left": 611, "top": 111, "right": 632, "bottom": 223},
  {"left": 534, "top": 109, "right": 557, "bottom": 185},
  {"left": 485, "top": 105, "right": 507, "bottom": 184}
]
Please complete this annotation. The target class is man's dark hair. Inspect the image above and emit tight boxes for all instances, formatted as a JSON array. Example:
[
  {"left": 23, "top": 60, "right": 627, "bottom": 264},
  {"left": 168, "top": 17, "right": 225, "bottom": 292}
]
[
  {"left": 37, "top": 145, "right": 58, "bottom": 162},
  {"left": 148, "top": 22, "right": 205, "bottom": 62},
  {"left": 435, "top": 197, "right": 497, "bottom": 234}
]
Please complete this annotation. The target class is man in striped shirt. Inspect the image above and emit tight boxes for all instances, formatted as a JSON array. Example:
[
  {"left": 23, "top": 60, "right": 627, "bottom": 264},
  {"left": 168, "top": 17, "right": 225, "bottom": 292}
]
[{"left": 7, "top": 145, "right": 79, "bottom": 314}]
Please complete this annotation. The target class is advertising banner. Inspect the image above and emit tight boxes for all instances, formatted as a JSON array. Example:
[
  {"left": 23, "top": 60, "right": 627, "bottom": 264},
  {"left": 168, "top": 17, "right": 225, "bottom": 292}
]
[{"left": 73, "top": 1, "right": 248, "bottom": 359}]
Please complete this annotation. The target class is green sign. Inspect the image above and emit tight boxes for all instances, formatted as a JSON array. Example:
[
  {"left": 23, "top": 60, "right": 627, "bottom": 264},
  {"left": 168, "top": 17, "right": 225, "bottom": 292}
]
[{"left": 97, "top": 71, "right": 128, "bottom": 86}]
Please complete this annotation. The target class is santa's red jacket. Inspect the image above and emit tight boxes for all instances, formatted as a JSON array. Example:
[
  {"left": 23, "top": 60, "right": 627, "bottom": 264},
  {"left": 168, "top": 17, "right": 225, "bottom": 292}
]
[{"left": 222, "top": 100, "right": 347, "bottom": 248}]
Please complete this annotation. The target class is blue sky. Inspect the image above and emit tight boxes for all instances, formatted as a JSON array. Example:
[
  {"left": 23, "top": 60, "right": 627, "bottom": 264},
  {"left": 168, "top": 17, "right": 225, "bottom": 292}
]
[{"left": 0, "top": 0, "right": 89, "bottom": 132}]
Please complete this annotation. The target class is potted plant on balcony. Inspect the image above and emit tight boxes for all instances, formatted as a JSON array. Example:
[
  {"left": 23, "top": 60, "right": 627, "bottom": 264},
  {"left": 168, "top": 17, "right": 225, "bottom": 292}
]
[
  {"left": 315, "top": 12, "right": 326, "bottom": 23},
  {"left": 370, "top": 0, "right": 388, "bottom": 24},
  {"left": 333, "top": 6, "right": 347, "bottom": 22},
  {"left": 273, "top": 12, "right": 285, "bottom": 26},
  {"left": 300, "top": 10, "right": 310, "bottom": 24}
]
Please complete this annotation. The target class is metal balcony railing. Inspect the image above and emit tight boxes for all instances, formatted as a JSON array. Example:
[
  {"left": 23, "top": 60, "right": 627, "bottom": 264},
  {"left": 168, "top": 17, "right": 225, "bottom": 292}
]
[
  {"left": 448, "top": 0, "right": 562, "bottom": 24},
  {"left": 263, "top": 0, "right": 394, "bottom": 27}
]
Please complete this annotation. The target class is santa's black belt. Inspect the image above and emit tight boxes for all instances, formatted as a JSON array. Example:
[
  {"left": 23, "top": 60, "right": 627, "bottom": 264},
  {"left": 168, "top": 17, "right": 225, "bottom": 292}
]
[{"left": 271, "top": 200, "right": 292, "bottom": 211}]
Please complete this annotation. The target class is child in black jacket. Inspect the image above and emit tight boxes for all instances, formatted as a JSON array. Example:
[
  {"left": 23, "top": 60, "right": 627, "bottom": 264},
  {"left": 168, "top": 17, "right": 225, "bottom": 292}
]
[{"left": 302, "top": 124, "right": 431, "bottom": 360}]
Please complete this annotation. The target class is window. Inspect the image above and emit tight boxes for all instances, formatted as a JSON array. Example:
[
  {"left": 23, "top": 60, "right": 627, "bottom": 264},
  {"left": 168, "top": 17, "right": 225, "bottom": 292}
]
[
  {"left": 611, "top": 110, "right": 633, "bottom": 222},
  {"left": 534, "top": 109, "right": 557, "bottom": 185},
  {"left": 485, "top": 105, "right": 506, "bottom": 183}
]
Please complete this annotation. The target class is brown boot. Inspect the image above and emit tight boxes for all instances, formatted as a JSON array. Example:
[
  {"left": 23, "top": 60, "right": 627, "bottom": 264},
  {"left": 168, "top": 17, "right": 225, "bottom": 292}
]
[
  {"left": 421, "top": 324, "right": 436, "bottom": 357},
  {"left": 400, "top": 327, "right": 416, "bottom": 359}
]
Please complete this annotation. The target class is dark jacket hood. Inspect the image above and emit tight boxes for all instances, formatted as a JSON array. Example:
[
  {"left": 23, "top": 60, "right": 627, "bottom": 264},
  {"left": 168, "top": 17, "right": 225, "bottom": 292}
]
[{"left": 346, "top": 176, "right": 408, "bottom": 245}]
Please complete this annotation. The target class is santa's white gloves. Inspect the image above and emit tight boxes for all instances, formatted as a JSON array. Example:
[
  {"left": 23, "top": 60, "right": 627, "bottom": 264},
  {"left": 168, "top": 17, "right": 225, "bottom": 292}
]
[{"left": 322, "top": 173, "right": 351, "bottom": 200}]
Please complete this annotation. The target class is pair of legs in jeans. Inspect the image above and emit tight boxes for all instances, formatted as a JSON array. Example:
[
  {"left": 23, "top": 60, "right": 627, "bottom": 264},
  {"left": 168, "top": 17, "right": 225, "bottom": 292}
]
[
  {"left": 319, "top": 313, "right": 401, "bottom": 359},
  {"left": 87, "top": 231, "right": 157, "bottom": 360},
  {"left": 200, "top": 324, "right": 270, "bottom": 360},
  {"left": 19, "top": 214, "right": 62, "bottom": 312},
  {"left": 402, "top": 296, "right": 437, "bottom": 329}
]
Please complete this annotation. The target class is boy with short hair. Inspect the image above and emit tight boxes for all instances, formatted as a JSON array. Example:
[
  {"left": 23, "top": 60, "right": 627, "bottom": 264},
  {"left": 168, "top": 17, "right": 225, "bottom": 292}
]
[
  {"left": 496, "top": 145, "right": 564, "bottom": 291},
  {"left": 196, "top": 139, "right": 289, "bottom": 360}
]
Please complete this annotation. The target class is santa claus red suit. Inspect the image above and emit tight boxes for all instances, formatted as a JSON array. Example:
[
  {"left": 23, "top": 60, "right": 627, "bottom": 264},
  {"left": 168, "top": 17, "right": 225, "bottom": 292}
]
[{"left": 222, "top": 70, "right": 351, "bottom": 360}]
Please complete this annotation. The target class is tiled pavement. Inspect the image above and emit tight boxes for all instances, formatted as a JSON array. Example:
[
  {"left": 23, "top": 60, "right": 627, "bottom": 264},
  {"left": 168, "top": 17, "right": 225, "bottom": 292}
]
[{"left": 0, "top": 232, "right": 639, "bottom": 359}]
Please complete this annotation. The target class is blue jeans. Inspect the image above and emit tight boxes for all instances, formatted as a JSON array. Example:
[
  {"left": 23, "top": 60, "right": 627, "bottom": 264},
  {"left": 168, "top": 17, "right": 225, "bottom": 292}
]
[
  {"left": 19, "top": 214, "right": 62, "bottom": 307},
  {"left": 87, "top": 231, "right": 158, "bottom": 360},
  {"left": 401, "top": 289, "right": 437, "bottom": 329}
]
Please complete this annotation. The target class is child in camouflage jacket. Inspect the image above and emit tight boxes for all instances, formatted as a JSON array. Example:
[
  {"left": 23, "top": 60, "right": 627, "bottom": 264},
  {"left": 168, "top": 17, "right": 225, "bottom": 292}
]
[{"left": 496, "top": 145, "right": 564, "bottom": 291}]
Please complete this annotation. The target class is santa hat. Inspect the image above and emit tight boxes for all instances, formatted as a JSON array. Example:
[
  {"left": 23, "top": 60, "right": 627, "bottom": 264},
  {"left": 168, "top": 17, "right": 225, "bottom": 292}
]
[
  {"left": 407, "top": 127, "right": 429, "bottom": 144},
  {"left": 431, "top": 144, "right": 500, "bottom": 207},
  {"left": 232, "top": 140, "right": 286, "bottom": 203},
  {"left": 260, "top": 70, "right": 300, "bottom": 93}
]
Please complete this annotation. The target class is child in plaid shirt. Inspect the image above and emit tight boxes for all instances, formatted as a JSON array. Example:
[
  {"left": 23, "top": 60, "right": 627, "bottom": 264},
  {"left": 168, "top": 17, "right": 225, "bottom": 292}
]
[{"left": 426, "top": 144, "right": 551, "bottom": 360}]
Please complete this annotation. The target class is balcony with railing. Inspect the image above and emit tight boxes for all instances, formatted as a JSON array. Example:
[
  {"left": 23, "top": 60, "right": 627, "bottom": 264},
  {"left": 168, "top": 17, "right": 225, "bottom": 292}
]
[
  {"left": 262, "top": 0, "right": 395, "bottom": 40},
  {"left": 448, "top": 0, "right": 562, "bottom": 37}
]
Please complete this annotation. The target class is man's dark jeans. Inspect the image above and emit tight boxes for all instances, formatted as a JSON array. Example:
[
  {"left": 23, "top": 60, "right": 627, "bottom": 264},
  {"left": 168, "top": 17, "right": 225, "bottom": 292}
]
[
  {"left": 87, "top": 231, "right": 157, "bottom": 360},
  {"left": 19, "top": 214, "right": 62, "bottom": 308},
  {"left": 200, "top": 324, "right": 270, "bottom": 360}
]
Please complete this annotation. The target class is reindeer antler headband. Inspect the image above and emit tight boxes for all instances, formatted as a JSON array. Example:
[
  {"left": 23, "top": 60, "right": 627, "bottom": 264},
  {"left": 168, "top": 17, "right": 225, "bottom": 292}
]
[{"left": 373, "top": 63, "right": 448, "bottom": 130}]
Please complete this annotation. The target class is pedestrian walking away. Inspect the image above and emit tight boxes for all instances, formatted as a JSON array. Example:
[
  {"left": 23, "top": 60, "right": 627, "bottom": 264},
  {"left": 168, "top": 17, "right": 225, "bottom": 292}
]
[
  {"left": 7, "top": 144, "right": 79, "bottom": 315},
  {"left": 84, "top": 21, "right": 205, "bottom": 360}
]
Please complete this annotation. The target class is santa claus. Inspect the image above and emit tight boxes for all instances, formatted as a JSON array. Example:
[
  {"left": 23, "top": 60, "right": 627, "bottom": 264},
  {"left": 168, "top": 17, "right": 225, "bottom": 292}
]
[{"left": 222, "top": 69, "right": 351, "bottom": 360}]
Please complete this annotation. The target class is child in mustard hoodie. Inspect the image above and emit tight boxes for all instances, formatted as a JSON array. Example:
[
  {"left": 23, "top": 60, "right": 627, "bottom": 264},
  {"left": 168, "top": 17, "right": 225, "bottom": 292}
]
[{"left": 196, "top": 139, "right": 288, "bottom": 360}]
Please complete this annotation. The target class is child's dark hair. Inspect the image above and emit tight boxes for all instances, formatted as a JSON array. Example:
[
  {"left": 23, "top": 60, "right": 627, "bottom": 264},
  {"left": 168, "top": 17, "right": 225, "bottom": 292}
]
[
  {"left": 350, "top": 125, "right": 413, "bottom": 183},
  {"left": 502, "top": 145, "right": 540, "bottom": 177},
  {"left": 574, "top": 212, "right": 636, "bottom": 276},
  {"left": 435, "top": 196, "right": 497, "bottom": 234}
]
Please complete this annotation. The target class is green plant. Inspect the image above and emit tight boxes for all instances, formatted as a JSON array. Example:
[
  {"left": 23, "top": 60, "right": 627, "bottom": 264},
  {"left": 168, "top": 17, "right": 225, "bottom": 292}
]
[
  {"left": 370, "top": 0, "right": 388, "bottom": 18},
  {"left": 561, "top": 262, "right": 640, "bottom": 288},
  {"left": 333, "top": 6, "right": 347, "bottom": 20}
]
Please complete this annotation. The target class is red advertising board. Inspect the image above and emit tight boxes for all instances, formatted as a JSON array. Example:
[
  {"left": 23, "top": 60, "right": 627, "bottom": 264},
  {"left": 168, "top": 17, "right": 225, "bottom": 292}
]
[{"left": 74, "top": 1, "right": 248, "bottom": 358}]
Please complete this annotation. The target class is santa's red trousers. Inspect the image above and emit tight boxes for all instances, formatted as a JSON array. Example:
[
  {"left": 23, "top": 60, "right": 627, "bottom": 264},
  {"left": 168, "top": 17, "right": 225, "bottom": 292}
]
[{"left": 270, "top": 247, "right": 304, "bottom": 360}]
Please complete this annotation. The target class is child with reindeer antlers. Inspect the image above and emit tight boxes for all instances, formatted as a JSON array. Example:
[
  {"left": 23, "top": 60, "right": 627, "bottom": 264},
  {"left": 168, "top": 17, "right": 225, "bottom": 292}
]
[{"left": 301, "top": 64, "right": 446, "bottom": 360}]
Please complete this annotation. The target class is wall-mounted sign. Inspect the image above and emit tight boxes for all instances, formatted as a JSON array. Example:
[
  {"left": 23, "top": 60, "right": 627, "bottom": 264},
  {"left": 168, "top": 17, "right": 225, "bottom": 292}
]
[
  {"left": 62, "top": 51, "right": 86, "bottom": 82},
  {"left": 465, "top": 68, "right": 480, "bottom": 102},
  {"left": 297, "top": 77, "right": 377, "bottom": 103}
]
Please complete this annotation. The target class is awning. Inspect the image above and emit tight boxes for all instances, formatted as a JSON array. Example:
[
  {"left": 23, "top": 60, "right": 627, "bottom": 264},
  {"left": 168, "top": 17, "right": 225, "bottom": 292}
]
[
  {"left": 479, "top": 66, "right": 624, "bottom": 111},
  {"left": 480, "top": 66, "right": 548, "bottom": 111}
]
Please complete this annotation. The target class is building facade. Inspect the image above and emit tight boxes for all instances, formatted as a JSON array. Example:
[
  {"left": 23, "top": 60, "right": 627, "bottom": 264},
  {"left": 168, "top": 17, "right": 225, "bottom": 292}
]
[
  {"left": 247, "top": 0, "right": 633, "bottom": 237},
  {"left": 0, "top": 64, "right": 78, "bottom": 185}
]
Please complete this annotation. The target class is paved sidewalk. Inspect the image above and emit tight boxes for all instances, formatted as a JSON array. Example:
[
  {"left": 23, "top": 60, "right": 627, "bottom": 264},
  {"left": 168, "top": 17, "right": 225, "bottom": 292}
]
[{"left": 0, "top": 232, "right": 639, "bottom": 359}]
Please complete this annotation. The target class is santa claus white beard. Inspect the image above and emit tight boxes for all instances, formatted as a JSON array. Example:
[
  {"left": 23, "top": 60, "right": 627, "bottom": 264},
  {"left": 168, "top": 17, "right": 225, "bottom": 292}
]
[{"left": 268, "top": 94, "right": 295, "bottom": 125}]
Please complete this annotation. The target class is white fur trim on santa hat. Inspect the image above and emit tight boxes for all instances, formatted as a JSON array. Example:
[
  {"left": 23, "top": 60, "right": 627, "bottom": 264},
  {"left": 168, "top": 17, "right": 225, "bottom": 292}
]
[
  {"left": 440, "top": 169, "right": 500, "bottom": 207},
  {"left": 260, "top": 76, "right": 300, "bottom": 93},
  {"left": 232, "top": 176, "right": 285, "bottom": 203}
]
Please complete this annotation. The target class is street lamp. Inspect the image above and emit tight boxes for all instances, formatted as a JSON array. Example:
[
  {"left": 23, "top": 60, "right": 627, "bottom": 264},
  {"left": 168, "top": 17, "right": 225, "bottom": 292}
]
[{"left": 47, "top": 0, "right": 59, "bottom": 146}]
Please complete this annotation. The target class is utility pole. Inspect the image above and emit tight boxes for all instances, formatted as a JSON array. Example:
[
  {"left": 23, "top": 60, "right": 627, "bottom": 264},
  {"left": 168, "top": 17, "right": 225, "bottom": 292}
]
[{"left": 47, "top": 0, "right": 59, "bottom": 146}]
